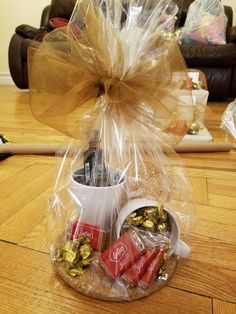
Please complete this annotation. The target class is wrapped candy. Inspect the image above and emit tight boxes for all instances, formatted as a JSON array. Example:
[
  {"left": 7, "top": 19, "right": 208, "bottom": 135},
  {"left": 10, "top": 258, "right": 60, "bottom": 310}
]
[
  {"left": 29, "top": 0, "right": 194, "bottom": 301},
  {"left": 99, "top": 230, "right": 145, "bottom": 279},
  {"left": 139, "top": 249, "right": 165, "bottom": 288},
  {"left": 122, "top": 248, "right": 157, "bottom": 285}
]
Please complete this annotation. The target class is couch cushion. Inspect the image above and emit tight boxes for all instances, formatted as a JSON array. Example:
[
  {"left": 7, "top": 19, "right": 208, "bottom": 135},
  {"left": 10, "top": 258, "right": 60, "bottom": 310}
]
[
  {"left": 180, "top": 43, "right": 236, "bottom": 67},
  {"left": 229, "top": 67, "right": 236, "bottom": 97}
]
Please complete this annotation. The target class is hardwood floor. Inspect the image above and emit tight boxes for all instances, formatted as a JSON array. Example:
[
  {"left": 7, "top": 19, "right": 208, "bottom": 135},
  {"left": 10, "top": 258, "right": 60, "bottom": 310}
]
[{"left": 0, "top": 85, "right": 236, "bottom": 313}]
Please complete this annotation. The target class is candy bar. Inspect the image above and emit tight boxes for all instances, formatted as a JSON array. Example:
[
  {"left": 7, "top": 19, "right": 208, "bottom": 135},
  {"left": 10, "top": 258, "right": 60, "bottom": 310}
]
[
  {"left": 139, "top": 249, "right": 165, "bottom": 288},
  {"left": 99, "top": 231, "right": 145, "bottom": 279},
  {"left": 122, "top": 248, "right": 157, "bottom": 285},
  {"left": 69, "top": 221, "right": 105, "bottom": 251}
]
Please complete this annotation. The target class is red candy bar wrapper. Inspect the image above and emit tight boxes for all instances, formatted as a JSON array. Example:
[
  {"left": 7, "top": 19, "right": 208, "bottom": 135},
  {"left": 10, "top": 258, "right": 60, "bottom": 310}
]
[
  {"left": 139, "top": 249, "right": 165, "bottom": 288},
  {"left": 122, "top": 248, "right": 157, "bottom": 285},
  {"left": 99, "top": 231, "right": 145, "bottom": 279},
  {"left": 69, "top": 221, "right": 105, "bottom": 251}
]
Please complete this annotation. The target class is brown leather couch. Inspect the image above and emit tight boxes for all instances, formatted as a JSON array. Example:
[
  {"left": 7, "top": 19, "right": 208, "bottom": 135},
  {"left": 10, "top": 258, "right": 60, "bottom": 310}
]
[
  {"left": 8, "top": 0, "right": 236, "bottom": 100},
  {"left": 8, "top": 0, "right": 77, "bottom": 89},
  {"left": 175, "top": 0, "right": 236, "bottom": 100}
]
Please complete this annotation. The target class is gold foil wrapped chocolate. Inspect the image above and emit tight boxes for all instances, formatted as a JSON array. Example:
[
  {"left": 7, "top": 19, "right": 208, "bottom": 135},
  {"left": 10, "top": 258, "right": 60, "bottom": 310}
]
[
  {"left": 187, "top": 122, "right": 200, "bottom": 135},
  {"left": 125, "top": 204, "right": 170, "bottom": 233},
  {"left": 157, "top": 204, "right": 164, "bottom": 219},
  {"left": 143, "top": 220, "right": 155, "bottom": 230},
  {"left": 155, "top": 251, "right": 169, "bottom": 281},
  {"left": 56, "top": 236, "right": 93, "bottom": 277},
  {"left": 157, "top": 223, "right": 168, "bottom": 233},
  {"left": 130, "top": 216, "right": 144, "bottom": 226},
  {"left": 68, "top": 267, "right": 84, "bottom": 277},
  {"left": 80, "top": 243, "right": 93, "bottom": 260},
  {"left": 64, "top": 250, "right": 77, "bottom": 263},
  {"left": 192, "top": 82, "right": 202, "bottom": 89}
]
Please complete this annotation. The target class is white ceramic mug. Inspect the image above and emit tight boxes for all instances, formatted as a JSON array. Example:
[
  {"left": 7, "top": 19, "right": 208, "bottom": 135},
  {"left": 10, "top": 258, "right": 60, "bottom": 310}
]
[
  {"left": 68, "top": 168, "right": 127, "bottom": 231},
  {"left": 116, "top": 198, "right": 191, "bottom": 258}
]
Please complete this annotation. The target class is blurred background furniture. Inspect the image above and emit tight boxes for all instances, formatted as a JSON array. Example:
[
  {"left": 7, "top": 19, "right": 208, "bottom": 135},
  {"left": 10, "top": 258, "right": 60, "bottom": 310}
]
[
  {"left": 8, "top": 0, "right": 236, "bottom": 101},
  {"left": 175, "top": 0, "right": 236, "bottom": 100},
  {"left": 8, "top": 0, "right": 76, "bottom": 89}
]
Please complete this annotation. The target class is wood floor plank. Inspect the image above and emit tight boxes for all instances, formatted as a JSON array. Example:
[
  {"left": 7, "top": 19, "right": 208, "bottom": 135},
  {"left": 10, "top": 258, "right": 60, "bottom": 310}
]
[
  {"left": 189, "top": 236, "right": 236, "bottom": 270},
  {"left": 208, "top": 178, "right": 236, "bottom": 195},
  {"left": 182, "top": 156, "right": 236, "bottom": 171},
  {"left": 172, "top": 201, "right": 236, "bottom": 245},
  {"left": 0, "top": 166, "right": 54, "bottom": 225},
  {"left": 0, "top": 187, "right": 51, "bottom": 243},
  {"left": 213, "top": 299, "right": 236, "bottom": 314},
  {"left": 166, "top": 201, "right": 236, "bottom": 302},
  {"left": 0, "top": 242, "right": 212, "bottom": 314},
  {"left": 9, "top": 155, "right": 56, "bottom": 165},
  {"left": 167, "top": 201, "right": 236, "bottom": 302},
  {"left": 18, "top": 217, "right": 49, "bottom": 253},
  {"left": 0, "top": 163, "right": 52, "bottom": 201},
  {"left": 208, "top": 178, "right": 236, "bottom": 209},
  {"left": 208, "top": 194, "right": 236, "bottom": 210},
  {"left": 0, "top": 169, "right": 23, "bottom": 182},
  {"left": 171, "top": 259, "right": 236, "bottom": 303},
  {"left": 0, "top": 277, "right": 110, "bottom": 314},
  {"left": 189, "top": 177, "right": 208, "bottom": 205},
  {"left": 1, "top": 127, "right": 67, "bottom": 144},
  {"left": 0, "top": 86, "right": 29, "bottom": 104},
  {"left": 0, "top": 158, "right": 35, "bottom": 182},
  {"left": 186, "top": 168, "right": 236, "bottom": 180}
]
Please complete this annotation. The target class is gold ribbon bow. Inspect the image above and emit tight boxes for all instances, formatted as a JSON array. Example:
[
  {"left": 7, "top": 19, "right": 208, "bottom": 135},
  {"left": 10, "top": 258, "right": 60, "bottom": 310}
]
[{"left": 28, "top": 1, "right": 191, "bottom": 141}]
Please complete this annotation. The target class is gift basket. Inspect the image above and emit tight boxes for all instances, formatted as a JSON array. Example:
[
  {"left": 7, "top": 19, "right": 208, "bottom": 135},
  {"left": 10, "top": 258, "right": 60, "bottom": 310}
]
[
  {"left": 172, "top": 69, "right": 210, "bottom": 136},
  {"left": 180, "top": 0, "right": 227, "bottom": 45},
  {"left": 29, "top": 0, "right": 194, "bottom": 301},
  {"left": 221, "top": 99, "right": 236, "bottom": 149}
]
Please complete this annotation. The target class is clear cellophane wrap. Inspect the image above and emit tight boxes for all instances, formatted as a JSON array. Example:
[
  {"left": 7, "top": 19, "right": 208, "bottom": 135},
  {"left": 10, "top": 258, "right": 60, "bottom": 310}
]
[
  {"left": 29, "top": 0, "right": 195, "bottom": 301},
  {"left": 221, "top": 99, "right": 236, "bottom": 148}
]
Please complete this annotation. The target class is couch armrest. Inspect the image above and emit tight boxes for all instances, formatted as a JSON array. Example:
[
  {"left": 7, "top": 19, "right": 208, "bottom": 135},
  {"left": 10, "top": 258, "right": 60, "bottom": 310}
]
[
  {"left": 41, "top": 5, "right": 51, "bottom": 27},
  {"left": 228, "top": 26, "right": 236, "bottom": 44},
  {"left": 15, "top": 24, "right": 41, "bottom": 40},
  {"left": 224, "top": 6, "right": 233, "bottom": 29}
]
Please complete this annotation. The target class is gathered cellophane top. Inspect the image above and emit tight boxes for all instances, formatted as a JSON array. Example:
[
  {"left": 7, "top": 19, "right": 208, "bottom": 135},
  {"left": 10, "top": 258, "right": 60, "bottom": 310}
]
[{"left": 29, "top": 0, "right": 195, "bottom": 301}]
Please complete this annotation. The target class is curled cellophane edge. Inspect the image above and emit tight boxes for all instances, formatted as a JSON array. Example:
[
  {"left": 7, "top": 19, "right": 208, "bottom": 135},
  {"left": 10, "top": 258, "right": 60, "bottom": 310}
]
[
  {"left": 221, "top": 99, "right": 236, "bottom": 148},
  {"left": 29, "top": 0, "right": 195, "bottom": 301}
]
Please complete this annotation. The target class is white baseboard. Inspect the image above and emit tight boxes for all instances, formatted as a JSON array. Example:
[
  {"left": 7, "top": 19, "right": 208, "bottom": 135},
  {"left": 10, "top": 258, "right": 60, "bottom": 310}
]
[{"left": 0, "top": 72, "right": 14, "bottom": 85}]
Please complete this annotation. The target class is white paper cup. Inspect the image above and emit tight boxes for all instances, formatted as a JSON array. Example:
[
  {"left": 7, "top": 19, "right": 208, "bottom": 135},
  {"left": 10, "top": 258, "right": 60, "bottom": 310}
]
[
  {"left": 69, "top": 168, "right": 127, "bottom": 231},
  {"left": 116, "top": 198, "right": 191, "bottom": 258}
]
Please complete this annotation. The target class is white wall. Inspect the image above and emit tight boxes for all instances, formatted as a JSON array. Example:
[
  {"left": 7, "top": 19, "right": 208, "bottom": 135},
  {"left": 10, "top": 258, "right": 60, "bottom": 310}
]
[{"left": 0, "top": 0, "right": 50, "bottom": 84}]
